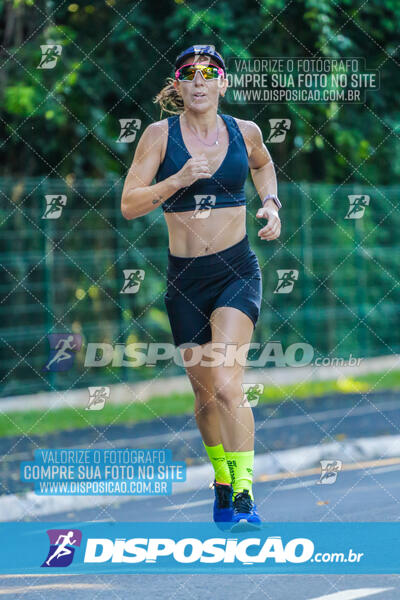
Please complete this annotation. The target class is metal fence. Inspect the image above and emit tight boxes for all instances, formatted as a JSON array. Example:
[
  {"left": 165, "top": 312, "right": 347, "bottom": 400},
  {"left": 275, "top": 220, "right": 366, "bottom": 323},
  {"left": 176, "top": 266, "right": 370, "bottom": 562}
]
[{"left": 1, "top": 177, "right": 399, "bottom": 398}]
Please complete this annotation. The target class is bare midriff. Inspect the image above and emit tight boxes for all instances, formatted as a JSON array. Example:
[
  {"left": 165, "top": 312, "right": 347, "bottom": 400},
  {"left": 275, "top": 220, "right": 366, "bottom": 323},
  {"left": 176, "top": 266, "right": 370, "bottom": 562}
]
[{"left": 164, "top": 205, "right": 246, "bottom": 257}]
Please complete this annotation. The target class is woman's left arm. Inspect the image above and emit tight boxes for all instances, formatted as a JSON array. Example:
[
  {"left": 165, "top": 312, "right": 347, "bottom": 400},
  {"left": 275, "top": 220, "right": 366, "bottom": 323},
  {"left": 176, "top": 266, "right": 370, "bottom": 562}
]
[{"left": 243, "top": 120, "right": 281, "bottom": 241}]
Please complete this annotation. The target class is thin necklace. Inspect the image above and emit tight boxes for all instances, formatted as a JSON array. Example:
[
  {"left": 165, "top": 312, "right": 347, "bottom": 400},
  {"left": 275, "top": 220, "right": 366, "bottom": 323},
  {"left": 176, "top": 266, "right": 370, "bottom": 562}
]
[{"left": 182, "top": 114, "right": 219, "bottom": 146}]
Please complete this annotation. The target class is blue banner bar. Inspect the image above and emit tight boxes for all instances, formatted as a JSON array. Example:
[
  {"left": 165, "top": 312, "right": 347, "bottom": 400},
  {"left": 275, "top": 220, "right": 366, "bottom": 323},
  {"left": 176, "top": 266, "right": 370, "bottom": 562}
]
[{"left": 0, "top": 522, "right": 399, "bottom": 574}]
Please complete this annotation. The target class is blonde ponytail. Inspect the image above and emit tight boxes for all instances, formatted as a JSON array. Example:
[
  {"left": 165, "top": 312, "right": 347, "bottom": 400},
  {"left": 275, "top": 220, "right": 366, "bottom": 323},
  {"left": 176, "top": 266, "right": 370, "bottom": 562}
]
[{"left": 153, "top": 77, "right": 184, "bottom": 117}]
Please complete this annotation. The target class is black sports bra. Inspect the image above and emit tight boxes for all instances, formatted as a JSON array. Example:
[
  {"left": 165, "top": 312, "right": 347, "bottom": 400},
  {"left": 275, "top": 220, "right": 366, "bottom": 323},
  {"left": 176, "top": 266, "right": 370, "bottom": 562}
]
[{"left": 155, "top": 113, "right": 249, "bottom": 213}]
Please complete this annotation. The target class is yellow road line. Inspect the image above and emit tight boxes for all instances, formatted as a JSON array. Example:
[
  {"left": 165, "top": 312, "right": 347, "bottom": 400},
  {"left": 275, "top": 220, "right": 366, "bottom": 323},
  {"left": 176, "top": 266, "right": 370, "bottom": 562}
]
[{"left": 255, "top": 456, "right": 400, "bottom": 482}]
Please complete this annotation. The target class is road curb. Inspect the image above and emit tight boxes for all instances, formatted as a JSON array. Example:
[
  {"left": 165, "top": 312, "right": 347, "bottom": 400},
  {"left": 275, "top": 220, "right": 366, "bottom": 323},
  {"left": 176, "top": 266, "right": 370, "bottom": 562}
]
[{"left": 1, "top": 354, "right": 399, "bottom": 413}]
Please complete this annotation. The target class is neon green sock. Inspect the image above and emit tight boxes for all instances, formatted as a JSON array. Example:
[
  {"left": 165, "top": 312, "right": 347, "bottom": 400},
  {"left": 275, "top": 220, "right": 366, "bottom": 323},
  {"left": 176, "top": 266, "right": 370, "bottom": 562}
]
[
  {"left": 203, "top": 442, "right": 231, "bottom": 485},
  {"left": 225, "top": 450, "right": 254, "bottom": 500}
]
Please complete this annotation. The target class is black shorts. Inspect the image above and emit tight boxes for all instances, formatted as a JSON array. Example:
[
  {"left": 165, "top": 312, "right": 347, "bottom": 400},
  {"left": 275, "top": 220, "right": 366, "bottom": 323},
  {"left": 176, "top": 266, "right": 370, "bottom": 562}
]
[{"left": 164, "top": 234, "right": 262, "bottom": 347}]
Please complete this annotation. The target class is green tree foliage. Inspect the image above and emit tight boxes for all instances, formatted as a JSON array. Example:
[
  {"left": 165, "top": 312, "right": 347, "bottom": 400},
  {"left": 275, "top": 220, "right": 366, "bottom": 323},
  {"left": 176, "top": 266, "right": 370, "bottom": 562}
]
[{"left": 0, "top": 0, "right": 399, "bottom": 182}]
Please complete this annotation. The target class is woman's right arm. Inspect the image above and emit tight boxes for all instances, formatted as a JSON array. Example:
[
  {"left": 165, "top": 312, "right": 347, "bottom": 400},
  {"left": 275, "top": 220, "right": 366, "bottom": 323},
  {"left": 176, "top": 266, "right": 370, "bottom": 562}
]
[
  {"left": 121, "top": 121, "right": 211, "bottom": 220},
  {"left": 121, "top": 122, "right": 179, "bottom": 219}
]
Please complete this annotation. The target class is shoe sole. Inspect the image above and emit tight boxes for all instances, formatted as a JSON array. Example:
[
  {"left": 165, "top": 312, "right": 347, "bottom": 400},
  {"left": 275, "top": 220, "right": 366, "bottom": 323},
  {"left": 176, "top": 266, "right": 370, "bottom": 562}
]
[{"left": 230, "top": 519, "right": 262, "bottom": 533}]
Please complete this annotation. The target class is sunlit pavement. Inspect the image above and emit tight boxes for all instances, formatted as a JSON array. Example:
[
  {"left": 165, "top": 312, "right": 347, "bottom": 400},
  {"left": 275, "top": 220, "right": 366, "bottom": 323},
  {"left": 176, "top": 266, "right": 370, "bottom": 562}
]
[{"left": 0, "top": 462, "right": 399, "bottom": 599}]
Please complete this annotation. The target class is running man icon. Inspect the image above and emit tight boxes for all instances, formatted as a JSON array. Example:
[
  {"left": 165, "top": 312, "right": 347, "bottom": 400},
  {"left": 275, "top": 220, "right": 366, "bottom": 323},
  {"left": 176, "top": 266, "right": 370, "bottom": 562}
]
[
  {"left": 43, "top": 334, "right": 82, "bottom": 372},
  {"left": 42, "top": 194, "right": 67, "bottom": 219},
  {"left": 117, "top": 118, "right": 141, "bottom": 143},
  {"left": 38, "top": 45, "right": 62, "bottom": 69},
  {"left": 42, "top": 529, "right": 82, "bottom": 568},
  {"left": 345, "top": 194, "right": 370, "bottom": 219},
  {"left": 46, "top": 532, "right": 76, "bottom": 566},
  {"left": 267, "top": 119, "right": 291, "bottom": 143},
  {"left": 120, "top": 269, "right": 145, "bottom": 294},
  {"left": 274, "top": 269, "right": 299, "bottom": 293}
]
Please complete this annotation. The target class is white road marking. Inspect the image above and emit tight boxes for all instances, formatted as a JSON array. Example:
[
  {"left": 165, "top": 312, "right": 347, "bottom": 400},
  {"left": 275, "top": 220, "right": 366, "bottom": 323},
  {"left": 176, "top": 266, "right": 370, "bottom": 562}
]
[
  {"left": 162, "top": 499, "right": 210, "bottom": 511},
  {"left": 0, "top": 583, "right": 109, "bottom": 595},
  {"left": 268, "top": 464, "right": 400, "bottom": 491},
  {"left": 0, "top": 574, "right": 83, "bottom": 579},
  {"left": 308, "top": 587, "right": 393, "bottom": 600},
  {"left": 275, "top": 480, "right": 317, "bottom": 491},
  {"left": 368, "top": 464, "right": 400, "bottom": 475}
]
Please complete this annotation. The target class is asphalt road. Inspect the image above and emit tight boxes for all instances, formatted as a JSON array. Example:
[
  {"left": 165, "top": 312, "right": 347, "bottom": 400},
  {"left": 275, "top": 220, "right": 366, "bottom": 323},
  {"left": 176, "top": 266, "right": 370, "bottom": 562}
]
[
  {"left": 1, "top": 461, "right": 399, "bottom": 599},
  {"left": 2, "top": 389, "right": 400, "bottom": 496},
  {"left": 1, "top": 390, "right": 400, "bottom": 597}
]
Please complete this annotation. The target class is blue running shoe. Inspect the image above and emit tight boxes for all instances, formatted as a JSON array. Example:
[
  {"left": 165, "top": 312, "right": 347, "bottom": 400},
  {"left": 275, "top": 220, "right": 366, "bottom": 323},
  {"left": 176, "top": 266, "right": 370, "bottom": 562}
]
[
  {"left": 210, "top": 480, "right": 234, "bottom": 531},
  {"left": 230, "top": 489, "right": 262, "bottom": 532}
]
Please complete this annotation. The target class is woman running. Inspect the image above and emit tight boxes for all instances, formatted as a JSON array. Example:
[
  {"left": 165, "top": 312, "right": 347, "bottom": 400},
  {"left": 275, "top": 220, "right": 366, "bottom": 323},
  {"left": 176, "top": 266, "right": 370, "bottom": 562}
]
[{"left": 121, "top": 45, "right": 281, "bottom": 531}]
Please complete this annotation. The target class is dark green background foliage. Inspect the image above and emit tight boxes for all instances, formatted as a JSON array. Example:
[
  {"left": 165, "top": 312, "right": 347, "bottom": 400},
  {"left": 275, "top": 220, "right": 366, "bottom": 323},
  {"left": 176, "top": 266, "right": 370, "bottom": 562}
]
[
  {"left": 1, "top": 0, "right": 399, "bottom": 396},
  {"left": 1, "top": 0, "right": 399, "bottom": 182}
]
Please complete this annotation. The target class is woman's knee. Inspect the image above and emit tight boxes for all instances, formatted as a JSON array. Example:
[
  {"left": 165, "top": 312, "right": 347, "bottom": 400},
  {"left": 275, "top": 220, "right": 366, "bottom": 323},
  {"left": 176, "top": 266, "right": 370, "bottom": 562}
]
[
  {"left": 189, "top": 378, "right": 213, "bottom": 405},
  {"left": 212, "top": 369, "right": 242, "bottom": 406},
  {"left": 193, "top": 387, "right": 217, "bottom": 421}
]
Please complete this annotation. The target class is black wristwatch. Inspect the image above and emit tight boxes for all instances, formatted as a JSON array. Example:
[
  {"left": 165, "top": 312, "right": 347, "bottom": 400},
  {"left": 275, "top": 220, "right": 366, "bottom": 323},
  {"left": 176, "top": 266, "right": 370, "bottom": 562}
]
[{"left": 262, "top": 193, "right": 282, "bottom": 210}]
